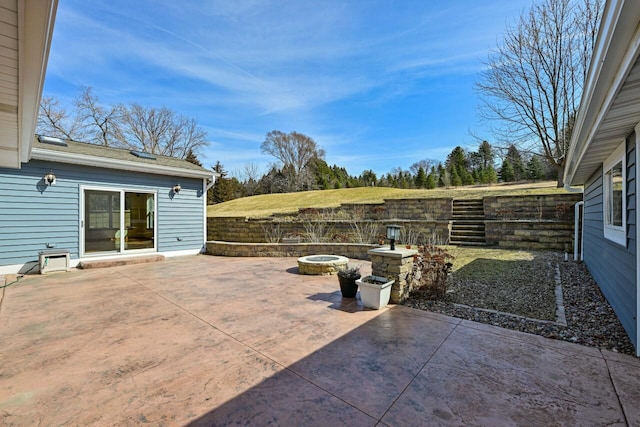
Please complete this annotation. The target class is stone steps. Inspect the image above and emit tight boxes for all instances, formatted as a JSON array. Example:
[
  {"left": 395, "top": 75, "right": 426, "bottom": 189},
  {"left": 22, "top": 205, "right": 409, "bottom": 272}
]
[
  {"left": 450, "top": 199, "right": 487, "bottom": 246},
  {"left": 78, "top": 254, "right": 165, "bottom": 269}
]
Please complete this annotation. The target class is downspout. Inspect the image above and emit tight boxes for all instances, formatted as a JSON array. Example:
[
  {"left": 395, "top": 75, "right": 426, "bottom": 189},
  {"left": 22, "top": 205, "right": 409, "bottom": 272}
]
[
  {"left": 564, "top": 185, "right": 584, "bottom": 262},
  {"left": 574, "top": 201, "right": 584, "bottom": 261},
  {"left": 202, "top": 172, "right": 219, "bottom": 250}
]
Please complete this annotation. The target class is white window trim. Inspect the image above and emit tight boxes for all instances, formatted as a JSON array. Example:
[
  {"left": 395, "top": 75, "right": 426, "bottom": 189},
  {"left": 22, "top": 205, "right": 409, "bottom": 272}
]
[{"left": 603, "top": 140, "right": 626, "bottom": 246}]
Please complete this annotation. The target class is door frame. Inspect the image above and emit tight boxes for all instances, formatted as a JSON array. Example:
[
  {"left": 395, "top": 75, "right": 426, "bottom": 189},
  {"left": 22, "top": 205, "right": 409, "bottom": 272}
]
[{"left": 79, "top": 185, "right": 158, "bottom": 257}]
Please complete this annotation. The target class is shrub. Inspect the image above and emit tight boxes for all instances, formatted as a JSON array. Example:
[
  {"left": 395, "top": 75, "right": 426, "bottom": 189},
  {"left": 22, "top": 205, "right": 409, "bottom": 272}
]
[
  {"left": 408, "top": 245, "right": 454, "bottom": 299},
  {"left": 262, "top": 223, "right": 283, "bottom": 243},
  {"left": 337, "top": 264, "right": 361, "bottom": 280}
]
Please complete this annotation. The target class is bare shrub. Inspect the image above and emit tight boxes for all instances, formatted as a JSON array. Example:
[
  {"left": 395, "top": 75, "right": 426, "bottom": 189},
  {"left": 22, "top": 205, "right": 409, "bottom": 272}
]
[
  {"left": 423, "top": 229, "right": 448, "bottom": 246},
  {"left": 302, "top": 218, "right": 332, "bottom": 243},
  {"left": 408, "top": 245, "right": 454, "bottom": 299},
  {"left": 347, "top": 206, "right": 380, "bottom": 244},
  {"left": 400, "top": 225, "right": 423, "bottom": 247},
  {"left": 350, "top": 221, "right": 380, "bottom": 244},
  {"left": 262, "top": 223, "right": 283, "bottom": 243}
]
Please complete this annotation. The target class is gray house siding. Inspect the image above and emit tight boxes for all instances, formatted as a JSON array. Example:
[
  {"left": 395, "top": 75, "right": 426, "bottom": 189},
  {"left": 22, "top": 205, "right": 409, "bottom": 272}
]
[
  {"left": 0, "top": 159, "right": 205, "bottom": 268},
  {"left": 582, "top": 135, "right": 637, "bottom": 347}
]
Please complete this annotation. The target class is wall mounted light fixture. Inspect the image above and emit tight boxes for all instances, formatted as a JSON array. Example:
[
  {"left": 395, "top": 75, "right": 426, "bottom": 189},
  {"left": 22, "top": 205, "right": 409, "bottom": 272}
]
[
  {"left": 44, "top": 170, "right": 56, "bottom": 186},
  {"left": 386, "top": 224, "right": 401, "bottom": 251},
  {"left": 173, "top": 184, "right": 181, "bottom": 194}
]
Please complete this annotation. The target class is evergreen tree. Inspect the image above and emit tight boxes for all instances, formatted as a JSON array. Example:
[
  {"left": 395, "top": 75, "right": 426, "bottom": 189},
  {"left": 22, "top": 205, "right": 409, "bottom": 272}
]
[
  {"left": 478, "top": 140, "right": 494, "bottom": 169},
  {"left": 414, "top": 167, "right": 428, "bottom": 188},
  {"left": 526, "top": 156, "right": 545, "bottom": 181},
  {"left": 437, "top": 164, "right": 449, "bottom": 187},
  {"left": 359, "top": 169, "right": 377, "bottom": 187},
  {"left": 446, "top": 146, "right": 467, "bottom": 173},
  {"left": 481, "top": 165, "right": 498, "bottom": 184},
  {"left": 209, "top": 161, "right": 235, "bottom": 204},
  {"left": 426, "top": 171, "right": 437, "bottom": 189},
  {"left": 500, "top": 160, "right": 515, "bottom": 182},
  {"left": 460, "top": 168, "right": 475, "bottom": 185},
  {"left": 185, "top": 148, "right": 202, "bottom": 166},
  {"left": 506, "top": 144, "right": 525, "bottom": 181},
  {"left": 450, "top": 167, "right": 462, "bottom": 186}
]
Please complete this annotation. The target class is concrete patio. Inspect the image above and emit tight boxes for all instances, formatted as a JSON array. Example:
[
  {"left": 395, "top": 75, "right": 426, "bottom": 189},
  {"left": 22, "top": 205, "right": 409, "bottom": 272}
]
[{"left": 1, "top": 255, "right": 639, "bottom": 426}]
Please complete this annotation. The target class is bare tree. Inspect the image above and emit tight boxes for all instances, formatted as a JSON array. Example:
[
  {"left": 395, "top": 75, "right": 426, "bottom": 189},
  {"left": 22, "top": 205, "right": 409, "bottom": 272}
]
[
  {"left": 38, "top": 95, "right": 86, "bottom": 141},
  {"left": 116, "top": 104, "right": 208, "bottom": 157},
  {"left": 37, "top": 87, "right": 209, "bottom": 159},
  {"left": 476, "top": 0, "right": 602, "bottom": 187},
  {"left": 261, "top": 130, "right": 325, "bottom": 191},
  {"left": 74, "top": 86, "right": 123, "bottom": 146},
  {"left": 237, "top": 162, "right": 262, "bottom": 196},
  {"left": 409, "top": 159, "right": 436, "bottom": 176}
]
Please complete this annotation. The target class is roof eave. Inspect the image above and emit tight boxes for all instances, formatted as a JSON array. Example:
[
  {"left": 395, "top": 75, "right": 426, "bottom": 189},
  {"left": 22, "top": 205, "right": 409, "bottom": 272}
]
[
  {"left": 18, "top": 0, "right": 58, "bottom": 166},
  {"left": 31, "top": 147, "right": 215, "bottom": 180},
  {"left": 564, "top": 0, "right": 640, "bottom": 187}
]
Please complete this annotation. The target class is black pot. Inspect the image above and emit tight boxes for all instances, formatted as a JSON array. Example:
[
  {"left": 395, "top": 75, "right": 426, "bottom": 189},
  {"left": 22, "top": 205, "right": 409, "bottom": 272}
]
[{"left": 338, "top": 276, "right": 359, "bottom": 298}]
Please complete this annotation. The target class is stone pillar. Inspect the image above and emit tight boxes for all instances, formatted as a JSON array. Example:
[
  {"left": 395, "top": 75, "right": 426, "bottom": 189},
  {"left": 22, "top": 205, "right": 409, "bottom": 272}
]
[{"left": 367, "top": 247, "right": 417, "bottom": 304}]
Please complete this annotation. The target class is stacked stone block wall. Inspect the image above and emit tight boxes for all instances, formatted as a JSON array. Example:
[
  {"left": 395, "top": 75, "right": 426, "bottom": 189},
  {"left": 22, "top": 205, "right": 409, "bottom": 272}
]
[
  {"left": 484, "top": 194, "right": 582, "bottom": 220},
  {"left": 207, "top": 218, "right": 450, "bottom": 245},
  {"left": 369, "top": 248, "right": 417, "bottom": 303},
  {"left": 206, "top": 241, "right": 376, "bottom": 260},
  {"left": 207, "top": 193, "right": 582, "bottom": 251},
  {"left": 485, "top": 221, "right": 574, "bottom": 250}
]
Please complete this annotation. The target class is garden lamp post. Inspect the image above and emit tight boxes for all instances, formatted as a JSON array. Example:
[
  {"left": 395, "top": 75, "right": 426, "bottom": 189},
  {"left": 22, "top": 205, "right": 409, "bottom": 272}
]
[{"left": 386, "top": 224, "right": 401, "bottom": 250}]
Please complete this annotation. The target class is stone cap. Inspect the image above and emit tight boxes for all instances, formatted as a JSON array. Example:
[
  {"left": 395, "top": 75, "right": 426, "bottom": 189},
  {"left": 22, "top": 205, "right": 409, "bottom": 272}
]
[{"left": 367, "top": 247, "right": 417, "bottom": 259}]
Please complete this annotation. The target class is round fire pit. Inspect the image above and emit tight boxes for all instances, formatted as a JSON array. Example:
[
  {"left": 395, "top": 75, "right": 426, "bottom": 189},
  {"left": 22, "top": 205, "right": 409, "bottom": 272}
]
[{"left": 297, "top": 255, "right": 348, "bottom": 276}]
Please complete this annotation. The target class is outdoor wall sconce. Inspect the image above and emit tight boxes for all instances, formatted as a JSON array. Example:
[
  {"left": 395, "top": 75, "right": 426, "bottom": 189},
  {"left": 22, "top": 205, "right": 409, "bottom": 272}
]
[
  {"left": 44, "top": 170, "right": 56, "bottom": 186},
  {"left": 172, "top": 184, "right": 181, "bottom": 194},
  {"left": 386, "top": 224, "right": 401, "bottom": 250}
]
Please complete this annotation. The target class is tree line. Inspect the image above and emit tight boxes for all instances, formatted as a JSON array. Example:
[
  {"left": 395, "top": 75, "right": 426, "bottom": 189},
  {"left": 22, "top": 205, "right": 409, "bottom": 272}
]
[{"left": 209, "top": 132, "right": 556, "bottom": 204}]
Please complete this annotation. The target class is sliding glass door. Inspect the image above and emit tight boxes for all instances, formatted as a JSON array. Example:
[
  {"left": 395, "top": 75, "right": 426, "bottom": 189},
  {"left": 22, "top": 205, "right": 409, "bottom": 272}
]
[{"left": 83, "top": 188, "right": 156, "bottom": 255}]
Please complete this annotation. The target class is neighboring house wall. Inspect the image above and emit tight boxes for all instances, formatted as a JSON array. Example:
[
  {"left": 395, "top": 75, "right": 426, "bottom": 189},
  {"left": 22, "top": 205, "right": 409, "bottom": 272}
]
[
  {"left": 582, "top": 135, "right": 637, "bottom": 347},
  {"left": 0, "top": 159, "right": 205, "bottom": 269}
]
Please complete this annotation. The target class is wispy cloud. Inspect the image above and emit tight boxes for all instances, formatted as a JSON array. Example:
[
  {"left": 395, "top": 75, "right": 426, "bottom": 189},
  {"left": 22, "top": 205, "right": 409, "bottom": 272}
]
[{"left": 44, "top": 0, "right": 533, "bottom": 176}]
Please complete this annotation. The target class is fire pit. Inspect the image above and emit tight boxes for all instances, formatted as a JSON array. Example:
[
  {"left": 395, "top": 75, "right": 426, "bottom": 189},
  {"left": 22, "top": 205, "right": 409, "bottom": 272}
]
[{"left": 297, "top": 255, "right": 348, "bottom": 276}]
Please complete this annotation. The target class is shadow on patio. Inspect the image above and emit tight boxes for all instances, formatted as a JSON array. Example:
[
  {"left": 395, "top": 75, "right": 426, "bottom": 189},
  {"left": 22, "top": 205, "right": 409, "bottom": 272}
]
[{"left": 1, "top": 255, "right": 639, "bottom": 426}]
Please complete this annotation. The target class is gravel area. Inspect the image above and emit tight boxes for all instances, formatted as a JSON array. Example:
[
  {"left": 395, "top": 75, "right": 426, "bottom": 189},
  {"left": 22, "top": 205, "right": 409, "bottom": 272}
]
[{"left": 404, "top": 252, "right": 635, "bottom": 355}]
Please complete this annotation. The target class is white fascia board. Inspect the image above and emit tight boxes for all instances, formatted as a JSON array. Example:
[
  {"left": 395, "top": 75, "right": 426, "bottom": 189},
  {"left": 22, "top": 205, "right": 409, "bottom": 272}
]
[
  {"left": 31, "top": 147, "right": 215, "bottom": 180},
  {"left": 18, "top": 0, "right": 58, "bottom": 165},
  {"left": 564, "top": 0, "right": 629, "bottom": 186}
]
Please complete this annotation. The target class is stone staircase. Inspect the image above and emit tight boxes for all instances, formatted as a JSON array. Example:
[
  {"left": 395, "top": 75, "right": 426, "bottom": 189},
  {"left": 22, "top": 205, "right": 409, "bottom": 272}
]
[{"left": 450, "top": 199, "right": 486, "bottom": 246}]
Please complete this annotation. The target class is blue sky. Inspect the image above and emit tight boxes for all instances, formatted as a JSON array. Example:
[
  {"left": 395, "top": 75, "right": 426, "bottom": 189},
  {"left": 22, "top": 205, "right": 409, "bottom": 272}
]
[{"left": 43, "top": 0, "right": 533, "bottom": 178}]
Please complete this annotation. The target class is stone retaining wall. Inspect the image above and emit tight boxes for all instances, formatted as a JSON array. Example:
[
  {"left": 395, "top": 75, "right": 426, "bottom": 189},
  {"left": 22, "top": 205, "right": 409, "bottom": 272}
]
[
  {"left": 207, "top": 218, "right": 451, "bottom": 245},
  {"left": 206, "top": 241, "right": 377, "bottom": 260},
  {"left": 483, "top": 194, "right": 582, "bottom": 220},
  {"left": 273, "top": 198, "right": 454, "bottom": 221},
  {"left": 485, "top": 221, "right": 574, "bottom": 250},
  {"left": 207, "top": 193, "right": 582, "bottom": 251}
]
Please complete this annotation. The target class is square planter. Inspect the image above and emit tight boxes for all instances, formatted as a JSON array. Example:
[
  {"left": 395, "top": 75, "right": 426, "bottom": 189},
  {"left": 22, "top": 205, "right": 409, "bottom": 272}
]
[{"left": 356, "top": 275, "right": 395, "bottom": 309}]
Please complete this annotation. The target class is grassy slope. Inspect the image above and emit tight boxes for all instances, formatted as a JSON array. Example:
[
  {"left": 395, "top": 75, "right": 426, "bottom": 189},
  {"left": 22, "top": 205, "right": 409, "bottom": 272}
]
[{"left": 208, "top": 180, "right": 574, "bottom": 218}]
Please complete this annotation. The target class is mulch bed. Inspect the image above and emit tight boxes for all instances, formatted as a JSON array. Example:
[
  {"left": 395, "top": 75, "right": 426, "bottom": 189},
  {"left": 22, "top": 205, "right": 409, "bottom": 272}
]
[{"left": 403, "top": 252, "right": 635, "bottom": 355}]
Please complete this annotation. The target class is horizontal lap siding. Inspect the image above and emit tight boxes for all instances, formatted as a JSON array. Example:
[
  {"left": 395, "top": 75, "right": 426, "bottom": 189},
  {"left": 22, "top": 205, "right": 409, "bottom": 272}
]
[
  {"left": 0, "top": 161, "right": 79, "bottom": 266},
  {"left": 582, "top": 135, "right": 637, "bottom": 347},
  {"left": 157, "top": 178, "right": 205, "bottom": 252},
  {"left": 0, "top": 160, "right": 204, "bottom": 267}
]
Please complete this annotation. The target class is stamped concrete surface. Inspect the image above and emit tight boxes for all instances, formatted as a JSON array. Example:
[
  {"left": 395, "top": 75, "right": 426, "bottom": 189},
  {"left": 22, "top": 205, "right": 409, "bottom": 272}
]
[{"left": 0, "top": 255, "right": 639, "bottom": 426}]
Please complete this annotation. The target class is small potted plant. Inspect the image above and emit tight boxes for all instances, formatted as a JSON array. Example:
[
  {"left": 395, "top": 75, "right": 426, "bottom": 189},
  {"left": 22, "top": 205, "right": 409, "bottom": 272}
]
[
  {"left": 356, "top": 275, "right": 395, "bottom": 309},
  {"left": 337, "top": 264, "right": 361, "bottom": 298}
]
